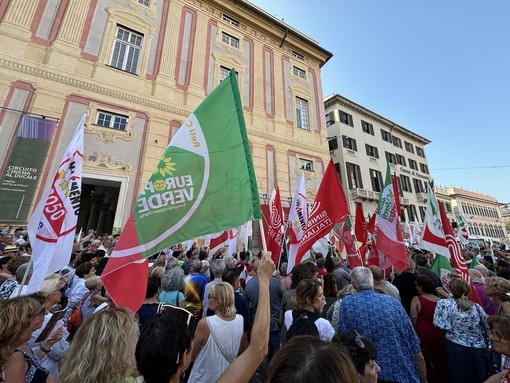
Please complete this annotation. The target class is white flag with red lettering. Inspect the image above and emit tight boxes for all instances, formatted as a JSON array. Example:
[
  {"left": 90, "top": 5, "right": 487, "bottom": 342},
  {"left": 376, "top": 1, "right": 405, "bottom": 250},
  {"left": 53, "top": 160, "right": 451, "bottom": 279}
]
[{"left": 27, "top": 114, "right": 84, "bottom": 293}]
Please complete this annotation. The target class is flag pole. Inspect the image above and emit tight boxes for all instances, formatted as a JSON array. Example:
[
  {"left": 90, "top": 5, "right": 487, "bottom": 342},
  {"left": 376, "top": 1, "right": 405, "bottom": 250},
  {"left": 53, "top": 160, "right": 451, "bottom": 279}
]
[
  {"left": 348, "top": 212, "right": 364, "bottom": 266},
  {"left": 258, "top": 220, "right": 268, "bottom": 252},
  {"left": 16, "top": 260, "right": 32, "bottom": 297}
]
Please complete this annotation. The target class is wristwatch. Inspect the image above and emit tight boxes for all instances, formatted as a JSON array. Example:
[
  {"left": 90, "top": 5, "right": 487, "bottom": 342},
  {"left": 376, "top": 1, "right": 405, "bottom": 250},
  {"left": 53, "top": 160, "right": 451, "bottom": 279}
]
[{"left": 41, "top": 343, "right": 53, "bottom": 353}]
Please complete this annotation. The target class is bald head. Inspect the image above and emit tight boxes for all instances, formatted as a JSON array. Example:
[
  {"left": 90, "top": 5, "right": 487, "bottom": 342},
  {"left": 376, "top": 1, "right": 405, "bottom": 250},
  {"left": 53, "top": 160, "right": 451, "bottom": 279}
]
[{"left": 369, "top": 265, "right": 384, "bottom": 282}]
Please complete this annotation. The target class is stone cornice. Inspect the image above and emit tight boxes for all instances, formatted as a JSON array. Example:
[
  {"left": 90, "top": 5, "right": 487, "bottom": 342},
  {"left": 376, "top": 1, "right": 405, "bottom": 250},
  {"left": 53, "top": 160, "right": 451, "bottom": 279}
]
[
  {"left": 0, "top": 58, "right": 192, "bottom": 118},
  {"left": 324, "top": 93, "right": 431, "bottom": 145}
]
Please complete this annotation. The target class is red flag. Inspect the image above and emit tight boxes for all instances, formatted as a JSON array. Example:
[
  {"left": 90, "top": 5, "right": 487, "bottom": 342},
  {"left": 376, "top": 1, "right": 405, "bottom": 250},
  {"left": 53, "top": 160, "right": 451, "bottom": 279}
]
[
  {"left": 392, "top": 173, "right": 401, "bottom": 216},
  {"left": 373, "top": 163, "right": 409, "bottom": 273},
  {"left": 438, "top": 203, "right": 483, "bottom": 305},
  {"left": 266, "top": 187, "right": 284, "bottom": 265},
  {"left": 295, "top": 160, "right": 349, "bottom": 264},
  {"left": 342, "top": 219, "right": 362, "bottom": 269},
  {"left": 354, "top": 203, "right": 368, "bottom": 263},
  {"left": 367, "top": 212, "right": 376, "bottom": 236}
]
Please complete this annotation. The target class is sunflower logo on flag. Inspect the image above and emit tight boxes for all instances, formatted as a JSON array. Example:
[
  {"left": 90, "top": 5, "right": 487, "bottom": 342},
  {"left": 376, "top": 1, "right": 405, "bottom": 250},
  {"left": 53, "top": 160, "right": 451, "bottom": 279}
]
[{"left": 154, "top": 156, "right": 176, "bottom": 177}]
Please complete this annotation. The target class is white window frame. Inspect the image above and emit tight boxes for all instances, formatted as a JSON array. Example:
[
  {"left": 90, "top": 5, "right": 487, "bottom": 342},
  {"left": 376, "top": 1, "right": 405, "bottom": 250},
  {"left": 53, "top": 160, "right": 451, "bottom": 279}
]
[
  {"left": 96, "top": 110, "right": 129, "bottom": 131},
  {"left": 110, "top": 26, "right": 143, "bottom": 74},
  {"left": 221, "top": 32, "right": 239, "bottom": 49},
  {"left": 295, "top": 97, "right": 310, "bottom": 130},
  {"left": 222, "top": 14, "right": 240, "bottom": 27},
  {"left": 300, "top": 158, "right": 314, "bottom": 172},
  {"left": 292, "top": 50, "right": 304, "bottom": 60},
  {"left": 138, "top": 0, "right": 150, "bottom": 6},
  {"left": 293, "top": 66, "right": 306, "bottom": 79}
]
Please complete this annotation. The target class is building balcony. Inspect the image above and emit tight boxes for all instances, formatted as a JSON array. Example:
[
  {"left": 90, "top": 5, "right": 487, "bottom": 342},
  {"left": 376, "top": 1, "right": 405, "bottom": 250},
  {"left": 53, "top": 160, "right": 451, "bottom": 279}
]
[
  {"left": 350, "top": 188, "right": 379, "bottom": 202},
  {"left": 417, "top": 192, "right": 428, "bottom": 202}
]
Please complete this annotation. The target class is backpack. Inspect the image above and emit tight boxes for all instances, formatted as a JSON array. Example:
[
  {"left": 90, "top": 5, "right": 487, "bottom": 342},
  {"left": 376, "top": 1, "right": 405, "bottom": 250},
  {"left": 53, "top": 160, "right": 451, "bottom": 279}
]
[
  {"left": 285, "top": 309, "right": 320, "bottom": 342},
  {"left": 66, "top": 292, "right": 91, "bottom": 339}
]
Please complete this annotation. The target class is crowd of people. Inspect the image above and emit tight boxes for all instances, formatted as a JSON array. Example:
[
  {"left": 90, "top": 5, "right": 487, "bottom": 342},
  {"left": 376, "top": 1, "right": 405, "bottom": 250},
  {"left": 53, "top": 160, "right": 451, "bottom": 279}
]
[{"left": 2, "top": 224, "right": 510, "bottom": 383}]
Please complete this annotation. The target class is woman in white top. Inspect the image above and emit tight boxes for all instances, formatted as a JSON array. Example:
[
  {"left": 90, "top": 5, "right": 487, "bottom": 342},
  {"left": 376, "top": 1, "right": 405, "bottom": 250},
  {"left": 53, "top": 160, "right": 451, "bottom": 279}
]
[
  {"left": 284, "top": 278, "right": 335, "bottom": 342},
  {"left": 188, "top": 282, "right": 243, "bottom": 383}
]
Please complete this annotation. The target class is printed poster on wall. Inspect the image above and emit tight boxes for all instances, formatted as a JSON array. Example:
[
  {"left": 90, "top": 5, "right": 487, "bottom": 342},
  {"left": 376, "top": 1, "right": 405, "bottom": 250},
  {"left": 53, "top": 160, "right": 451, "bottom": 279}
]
[{"left": 0, "top": 115, "right": 57, "bottom": 223}]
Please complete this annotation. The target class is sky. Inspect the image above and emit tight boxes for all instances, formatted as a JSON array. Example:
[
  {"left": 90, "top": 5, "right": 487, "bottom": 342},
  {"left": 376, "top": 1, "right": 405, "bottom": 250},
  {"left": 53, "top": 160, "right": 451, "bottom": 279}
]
[{"left": 251, "top": 0, "right": 510, "bottom": 203}]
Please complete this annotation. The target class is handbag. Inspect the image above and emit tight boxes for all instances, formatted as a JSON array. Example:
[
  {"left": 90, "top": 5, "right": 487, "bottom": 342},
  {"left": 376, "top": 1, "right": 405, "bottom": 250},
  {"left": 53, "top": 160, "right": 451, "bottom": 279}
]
[{"left": 475, "top": 304, "right": 499, "bottom": 375}]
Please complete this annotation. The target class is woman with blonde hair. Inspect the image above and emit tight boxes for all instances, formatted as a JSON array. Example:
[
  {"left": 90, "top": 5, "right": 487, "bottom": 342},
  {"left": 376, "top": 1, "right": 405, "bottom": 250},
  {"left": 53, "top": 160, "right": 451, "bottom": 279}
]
[
  {"left": 188, "top": 281, "right": 243, "bottom": 382},
  {"left": 433, "top": 277, "right": 492, "bottom": 383},
  {"left": 1, "top": 296, "right": 58, "bottom": 383},
  {"left": 59, "top": 307, "right": 139, "bottom": 383},
  {"left": 28, "top": 274, "right": 68, "bottom": 379},
  {"left": 485, "top": 276, "right": 510, "bottom": 316}
]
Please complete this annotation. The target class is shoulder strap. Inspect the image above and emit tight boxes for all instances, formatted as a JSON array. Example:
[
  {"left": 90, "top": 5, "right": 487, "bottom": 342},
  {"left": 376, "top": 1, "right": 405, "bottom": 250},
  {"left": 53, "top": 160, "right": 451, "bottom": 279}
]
[
  {"left": 205, "top": 316, "right": 236, "bottom": 364},
  {"left": 176, "top": 292, "right": 180, "bottom": 306},
  {"left": 79, "top": 292, "right": 92, "bottom": 308}
]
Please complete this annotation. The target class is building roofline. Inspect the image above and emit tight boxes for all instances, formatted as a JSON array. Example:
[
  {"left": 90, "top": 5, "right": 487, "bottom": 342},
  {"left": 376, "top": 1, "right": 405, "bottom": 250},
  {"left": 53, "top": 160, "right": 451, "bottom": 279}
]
[
  {"left": 324, "top": 93, "right": 431, "bottom": 145},
  {"left": 235, "top": 0, "right": 333, "bottom": 67}
]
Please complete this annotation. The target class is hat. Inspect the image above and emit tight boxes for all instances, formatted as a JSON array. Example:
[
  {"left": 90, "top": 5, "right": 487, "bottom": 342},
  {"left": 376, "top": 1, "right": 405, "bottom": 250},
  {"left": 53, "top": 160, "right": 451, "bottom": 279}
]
[{"left": 2, "top": 245, "right": 19, "bottom": 254}]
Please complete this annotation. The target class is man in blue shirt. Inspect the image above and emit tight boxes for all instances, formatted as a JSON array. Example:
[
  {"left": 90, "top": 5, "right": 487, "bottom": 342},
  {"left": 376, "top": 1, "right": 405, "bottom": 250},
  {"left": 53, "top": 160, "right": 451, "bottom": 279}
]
[{"left": 338, "top": 267, "right": 426, "bottom": 383}]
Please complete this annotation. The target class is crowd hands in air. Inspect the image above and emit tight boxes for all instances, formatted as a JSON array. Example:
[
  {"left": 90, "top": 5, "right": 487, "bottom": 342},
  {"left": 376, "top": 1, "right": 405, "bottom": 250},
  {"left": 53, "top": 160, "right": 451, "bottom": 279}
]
[{"left": 1, "top": 225, "right": 510, "bottom": 383}]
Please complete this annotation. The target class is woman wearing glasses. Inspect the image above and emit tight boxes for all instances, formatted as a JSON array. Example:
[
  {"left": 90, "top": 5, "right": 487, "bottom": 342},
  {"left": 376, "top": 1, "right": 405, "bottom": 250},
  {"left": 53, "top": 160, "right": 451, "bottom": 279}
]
[
  {"left": 188, "top": 282, "right": 244, "bottom": 382},
  {"left": 1, "top": 296, "right": 57, "bottom": 383},
  {"left": 284, "top": 278, "right": 335, "bottom": 342},
  {"left": 485, "top": 315, "right": 510, "bottom": 383}
]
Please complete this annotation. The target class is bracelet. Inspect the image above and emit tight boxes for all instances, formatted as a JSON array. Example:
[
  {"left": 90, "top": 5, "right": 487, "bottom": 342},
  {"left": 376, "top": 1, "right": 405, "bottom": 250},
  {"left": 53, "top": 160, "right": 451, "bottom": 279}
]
[{"left": 40, "top": 343, "right": 53, "bottom": 353}]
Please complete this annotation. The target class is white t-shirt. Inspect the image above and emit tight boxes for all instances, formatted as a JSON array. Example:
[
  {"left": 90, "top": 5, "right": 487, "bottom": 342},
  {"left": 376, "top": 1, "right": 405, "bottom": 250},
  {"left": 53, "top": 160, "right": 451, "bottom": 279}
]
[{"left": 284, "top": 309, "right": 335, "bottom": 341}]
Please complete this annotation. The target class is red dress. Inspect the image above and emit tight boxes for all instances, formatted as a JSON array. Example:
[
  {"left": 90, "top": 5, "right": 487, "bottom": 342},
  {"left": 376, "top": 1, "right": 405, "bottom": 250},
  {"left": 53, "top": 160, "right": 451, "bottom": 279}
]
[{"left": 415, "top": 295, "right": 448, "bottom": 383}]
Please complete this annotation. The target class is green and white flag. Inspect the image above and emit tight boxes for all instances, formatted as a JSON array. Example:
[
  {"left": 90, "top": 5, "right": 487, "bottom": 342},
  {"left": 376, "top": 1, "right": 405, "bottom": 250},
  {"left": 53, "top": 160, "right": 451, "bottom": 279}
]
[
  {"left": 430, "top": 253, "right": 453, "bottom": 292},
  {"left": 101, "top": 70, "right": 261, "bottom": 311}
]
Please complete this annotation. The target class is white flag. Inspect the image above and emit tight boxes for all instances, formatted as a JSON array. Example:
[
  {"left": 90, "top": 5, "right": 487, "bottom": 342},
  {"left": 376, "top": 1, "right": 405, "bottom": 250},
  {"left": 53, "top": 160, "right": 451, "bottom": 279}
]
[
  {"left": 27, "top": 114, "right": 85, "bottom": 293},
  {"left": 286, "top": 173, "right": 308, "bottom": 272},
  {"left": 227, "top": 228, "right": 238, "bottom": 255},
  {"left": 239, "top": 221, "right": 252, "bottom": 249},
  {"left": 419, "top": 185, "right": 449, "bottom": 257},
  {"left": 456, "top": 213, "right": 470, "bottom": 244}
]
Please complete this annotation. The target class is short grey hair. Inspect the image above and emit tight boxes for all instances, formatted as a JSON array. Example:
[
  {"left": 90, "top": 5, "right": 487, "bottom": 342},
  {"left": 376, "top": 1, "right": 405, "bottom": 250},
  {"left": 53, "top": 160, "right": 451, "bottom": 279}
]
[
  {"left": 15, "top": 262, "right": 32, "bottom": 283},
  {"left": 166, "top": 257, "right": 179, "bottom": 269},
  {"left": 333, "top": 257, "right": 342, "bottom": 267},
  {"left": 190, "top": 259, "right": 202, "bottom": 273},
  {"left": 210, "top": 259, "right": 226, "bottom": 278},
  {"left": 350, "top": 267, "right": 374, "bottom": 291},
  {"left": 223, "top": 255, "right": 236, "bottom": 269},
  {"left": 162, "top": 268, "right": 184, "bottom": 291}
]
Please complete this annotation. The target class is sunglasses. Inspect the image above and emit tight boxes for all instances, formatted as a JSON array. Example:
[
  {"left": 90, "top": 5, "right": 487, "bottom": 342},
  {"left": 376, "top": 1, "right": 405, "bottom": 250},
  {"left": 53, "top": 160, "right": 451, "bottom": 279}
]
[
  {"left": 354, "top": 330, "right": 366, "bottom": 349},
  {"left": 157, "top": 303, "right": 193, "bottom": 363}
]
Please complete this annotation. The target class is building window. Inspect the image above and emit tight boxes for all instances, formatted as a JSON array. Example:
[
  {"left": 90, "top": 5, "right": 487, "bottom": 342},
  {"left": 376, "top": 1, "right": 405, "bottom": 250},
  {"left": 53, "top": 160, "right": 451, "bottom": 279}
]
[
  {"left": 408, "top": 205, "right": 418, "bottom": 222},
  {"left": 369, "top": 169, "right": 384, "bottom": 192},
  {"left": 295, "top": 97, "right": 309, "bottom": 130},
  {"left": 396, "top": 154, "right": 406, "bottom": 166},
  {"left": 385, "top": 151, "right": 396, "bottom": 164},
  {"left": 381, "top": 129, "right": 392, "bottom": 142},
  {"left": 419, "top": 206, "right": 426, "bottom": 222},
  {"left": 326, "top": 112, "right": 335, "bottom": 127},
  {"left": 293, "top": 66, "right": 306, "bottom": 79},
  {"left": 292, "top": 50, "right": 304, "bottom": 60},
  {"left": 138, "top": 0, "right": 150, "bottom": 6},
  {"left": 395, "top": 176, "right": 404, "bottom": 196},
  {"left": 300, "top": 158, "right": 314, "bottom": 172},
  {"left": 346, "top": 162, "right": 363, "bottom": 189},
  {"left": 416, "top": 147, "right": 425, "bottom": 157},
  {"left": 222, "top": 14, "right": 240, "bottom": 27},
  {"left": 444, "top": 202, "right": 452, "bottom": 213},
  {"left": 365, "top": 144, "right": 379, "bottom": 158},
  {"left": 405, "top": 141, "right": 415, "bottom": 153},
  {"left": 413, "top": 178, "right": 425, "bottom": 193},
  {"left": 328, "top": 137, "right": 339, "bottom": 151},
  {"left": 96, "top": 110, "right": 128, "bottom": 131},
  {"left": 342, "top": 135, "right": 357, "bottom": 151},
  {"left": 334, "top": 162, "right": 341, "bottom": 177},
  {"left": 400, "top": 175, "right": 412, "bottom": 192},
  {"left": 221, "top": 32, "right": 239, "bottom": 48},
  {"left": 420, "top": 163, "right": 429, "bottom": 174},
  {"left": 110, "top": 26, "right": 143, "bottom": 74},
  {"left": 339, "top": 111, "right": 353, "bottom": 127},
  {"left": 392, "top": 136, "right": 402, "bottom": 148},
  {"left": 409, "top": 159, "right": 418, "bottom": 170},
  {"left": 361, "top": 120, "right": 374, "bottom": 135}
]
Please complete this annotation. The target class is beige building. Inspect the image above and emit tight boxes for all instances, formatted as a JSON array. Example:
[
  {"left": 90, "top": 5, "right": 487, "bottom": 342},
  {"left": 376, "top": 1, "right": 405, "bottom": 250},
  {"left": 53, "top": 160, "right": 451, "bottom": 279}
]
[
  {"left": 435, "top": 186, "right": 507, "bottom": 240},
  {"left": 0, "top": 0, "right": 332, "bottom": 233},
  {"left": 324, "top": 94, "right": 431, "bottom": 224}
]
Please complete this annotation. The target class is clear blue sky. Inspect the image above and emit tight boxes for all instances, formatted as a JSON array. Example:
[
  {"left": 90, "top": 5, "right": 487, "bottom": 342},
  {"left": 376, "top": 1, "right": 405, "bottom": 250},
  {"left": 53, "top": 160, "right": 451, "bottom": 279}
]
[{"left": 251, "top": 0, "right": 510, "bottom": 203}]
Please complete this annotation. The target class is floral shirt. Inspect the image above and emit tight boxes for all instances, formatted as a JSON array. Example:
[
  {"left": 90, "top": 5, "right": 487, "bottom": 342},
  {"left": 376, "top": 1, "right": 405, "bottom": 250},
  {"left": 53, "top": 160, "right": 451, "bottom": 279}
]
[
  {"left": 433, "top": 298, "right": 487, "bottom": 348},
  {"left": 0, "top": 277, "right": 18, "bottom": 300}
]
